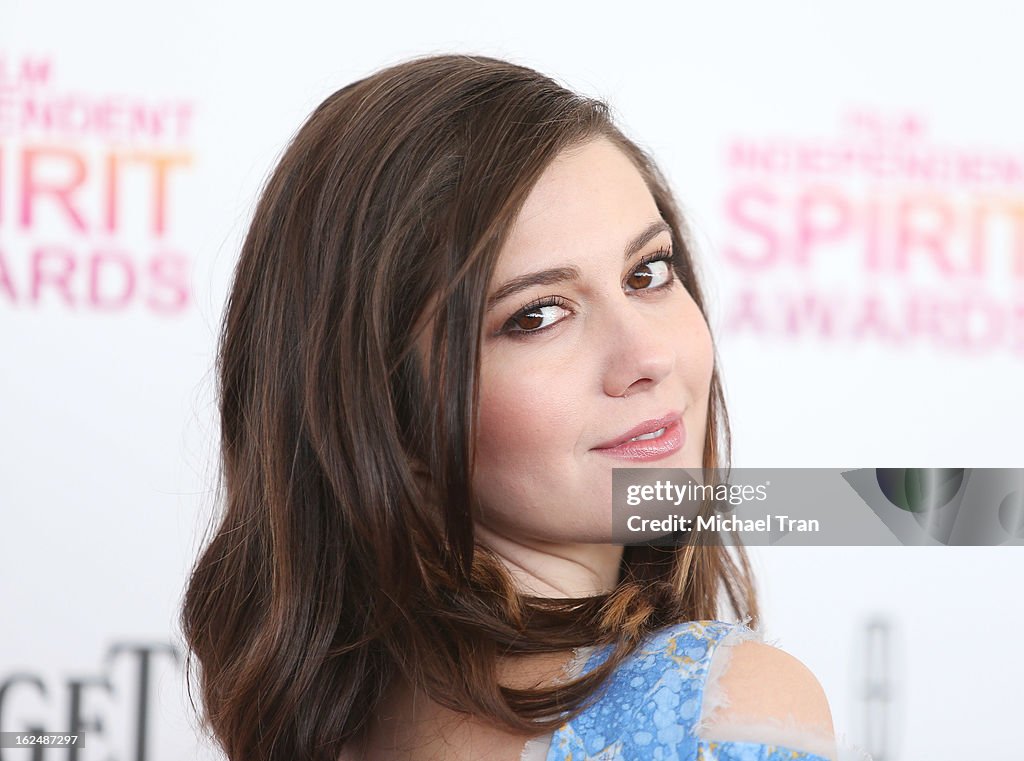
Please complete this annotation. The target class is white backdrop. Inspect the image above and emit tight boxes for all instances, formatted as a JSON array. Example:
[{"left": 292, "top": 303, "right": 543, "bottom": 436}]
[{"left": 2, "top": 2, "right": 1022, "bottom": 760}]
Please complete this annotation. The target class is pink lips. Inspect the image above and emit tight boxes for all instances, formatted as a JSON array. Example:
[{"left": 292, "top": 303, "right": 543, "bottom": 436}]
[{"left": 591, "top": 413, "right": 685, "bottom": 462}]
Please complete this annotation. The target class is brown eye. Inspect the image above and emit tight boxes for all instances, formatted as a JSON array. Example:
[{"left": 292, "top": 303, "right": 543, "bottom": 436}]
[
  {"left": 513, "top": 308, "right": 545, "bottom": 331},
  {"left": 503, "top": 300, "right": 572, "bottom": 337},
  {"left": 626, "top": 259, "right": 672, "bottom": 291}
]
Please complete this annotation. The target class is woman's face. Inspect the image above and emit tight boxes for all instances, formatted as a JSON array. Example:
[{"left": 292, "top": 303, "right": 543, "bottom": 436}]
[{"left": 472, "top": 137, "right": 714, "bottom": 546}]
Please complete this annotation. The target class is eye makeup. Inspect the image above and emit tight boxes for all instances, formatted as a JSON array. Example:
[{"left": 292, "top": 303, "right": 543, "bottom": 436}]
[{"left": 496, "top": 246, "right": 682, "bottom": 340}]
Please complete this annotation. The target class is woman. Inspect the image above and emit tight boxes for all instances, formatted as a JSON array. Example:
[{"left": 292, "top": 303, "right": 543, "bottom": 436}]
[{"left": 181, "top": 54, "right": 842, "bottom": 761}]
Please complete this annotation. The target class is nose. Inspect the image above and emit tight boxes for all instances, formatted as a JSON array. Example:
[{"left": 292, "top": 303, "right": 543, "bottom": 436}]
[{"left": 598, "top": 296, "right": 676, "bottom": 399}]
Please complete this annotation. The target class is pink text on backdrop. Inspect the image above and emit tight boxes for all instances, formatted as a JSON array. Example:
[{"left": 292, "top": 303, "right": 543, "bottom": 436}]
[
  {"left": 723, "top": 183, "right": 1024, "bottom": 278},
  {"left": 720, "top": 110, "right": 1024, "bottom": 355},
  {"left": 0, "top": 54, "right": 196, "bottom": 313}
]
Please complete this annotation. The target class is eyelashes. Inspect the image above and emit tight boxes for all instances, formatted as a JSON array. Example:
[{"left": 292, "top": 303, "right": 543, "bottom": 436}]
[{"left": 499, "top": 247, "right": 682, "bottom": 339}]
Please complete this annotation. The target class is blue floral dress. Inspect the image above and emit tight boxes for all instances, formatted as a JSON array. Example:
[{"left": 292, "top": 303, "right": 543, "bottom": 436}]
[{"left": 543, "top": 620, "right": 832, "bottom": 761}]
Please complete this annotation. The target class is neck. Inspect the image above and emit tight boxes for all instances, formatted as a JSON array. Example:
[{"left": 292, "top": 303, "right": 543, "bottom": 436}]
[{"left": 474, "top": 524, "right": 623, "bottom": 598}]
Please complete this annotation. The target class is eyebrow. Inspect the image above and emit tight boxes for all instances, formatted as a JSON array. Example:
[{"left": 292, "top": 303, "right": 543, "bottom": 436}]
[{"left": 486, "top": 219, "right": 673, "bottom": 312}]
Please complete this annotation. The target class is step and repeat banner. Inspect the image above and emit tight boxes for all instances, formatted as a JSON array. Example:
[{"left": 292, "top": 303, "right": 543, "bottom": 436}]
[{"left": 3, "top": 2, "right": 1022, "bottom": 760}]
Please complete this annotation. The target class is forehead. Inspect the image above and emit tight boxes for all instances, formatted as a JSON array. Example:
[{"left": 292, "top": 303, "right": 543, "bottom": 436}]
[{"left": 495, "top": 137, "right": 662, "bottom": 277}]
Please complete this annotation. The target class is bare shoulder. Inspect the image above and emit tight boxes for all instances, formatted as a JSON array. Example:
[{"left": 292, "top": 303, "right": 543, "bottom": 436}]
[
  {"left": 706, "top": 640, "right": 834, "bottom": 728},
  {"left": 699, "top": 640, "right": 837, "bottom": 760}
]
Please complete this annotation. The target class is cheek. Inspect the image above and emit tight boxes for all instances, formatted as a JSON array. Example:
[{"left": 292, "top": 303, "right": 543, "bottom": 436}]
[
  {"left": 695, "top": 320, "right": 716, "bottom": 456},
  {"left": 668, "top": 296, "right": 716, "bottom": 457},
  {"left": 674, "top": 293, "right": 715, "bottom": 384},
  {"left": 474, "top": 353, "right": 580, "bottom": 466},
  {"left": 692, "top": 308, "right": 716, "bottom": 396},
  {"left": 471, "top": 347, "right": 590, "bottom": 531}
]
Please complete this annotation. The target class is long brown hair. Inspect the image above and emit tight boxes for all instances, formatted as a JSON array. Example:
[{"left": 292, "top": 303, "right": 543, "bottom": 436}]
[{"left": 181, "top": 53, "right": 758, "bottom": 761}]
